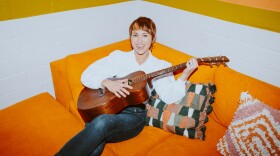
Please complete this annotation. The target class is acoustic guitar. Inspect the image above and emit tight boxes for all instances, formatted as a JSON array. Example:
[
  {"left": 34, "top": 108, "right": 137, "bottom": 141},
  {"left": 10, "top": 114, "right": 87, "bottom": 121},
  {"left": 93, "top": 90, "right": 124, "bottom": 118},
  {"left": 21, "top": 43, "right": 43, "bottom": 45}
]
[{"left": 77, "top": 56, "right": 229, "bottom": 122}]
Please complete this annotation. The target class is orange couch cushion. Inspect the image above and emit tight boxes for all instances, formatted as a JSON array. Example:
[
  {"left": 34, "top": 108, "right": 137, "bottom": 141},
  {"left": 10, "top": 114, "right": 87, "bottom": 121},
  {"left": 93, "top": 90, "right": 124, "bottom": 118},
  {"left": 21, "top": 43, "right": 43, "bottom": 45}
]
[
  {"left": 212, "top": 66, "right": 280, "bottom": 127},
  {"left": 101, "top": 113, "right": 226, "bottom": 155},
  {"left": 103, "top": 126, "right": 173, "bottom": 155},
  {"left": 0, "top": 93, "right": 83, "bottom": 156}
]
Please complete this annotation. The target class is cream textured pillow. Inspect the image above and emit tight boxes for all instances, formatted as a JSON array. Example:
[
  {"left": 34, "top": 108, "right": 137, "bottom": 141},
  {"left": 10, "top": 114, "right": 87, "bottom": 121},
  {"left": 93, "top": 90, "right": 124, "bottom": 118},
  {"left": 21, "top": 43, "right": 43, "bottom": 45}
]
[{"left": 217, "top": 92, "right": 280, "bottom": 155}]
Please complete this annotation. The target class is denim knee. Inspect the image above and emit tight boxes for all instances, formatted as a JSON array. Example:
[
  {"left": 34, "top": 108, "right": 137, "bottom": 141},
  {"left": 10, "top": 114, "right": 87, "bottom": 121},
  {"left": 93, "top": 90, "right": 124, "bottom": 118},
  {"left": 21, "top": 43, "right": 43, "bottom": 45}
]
[{"left": 86, "top": 114, "right": 110, "bottom": 133}]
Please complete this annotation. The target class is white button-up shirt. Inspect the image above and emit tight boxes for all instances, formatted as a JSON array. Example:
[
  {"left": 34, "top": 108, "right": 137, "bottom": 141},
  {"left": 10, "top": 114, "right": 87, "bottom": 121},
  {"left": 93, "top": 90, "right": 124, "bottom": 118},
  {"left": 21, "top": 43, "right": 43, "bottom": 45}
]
[{"left": 81, "top": 50, "right": 186, "bottom": 104}]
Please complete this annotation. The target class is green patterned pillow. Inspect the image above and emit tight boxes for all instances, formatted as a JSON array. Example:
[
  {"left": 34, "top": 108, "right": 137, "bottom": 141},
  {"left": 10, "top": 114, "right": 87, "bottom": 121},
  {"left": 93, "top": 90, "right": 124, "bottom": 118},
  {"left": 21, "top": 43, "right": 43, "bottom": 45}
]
[{"left": 146, "top": 82, "right": 216, "bottom": 140}]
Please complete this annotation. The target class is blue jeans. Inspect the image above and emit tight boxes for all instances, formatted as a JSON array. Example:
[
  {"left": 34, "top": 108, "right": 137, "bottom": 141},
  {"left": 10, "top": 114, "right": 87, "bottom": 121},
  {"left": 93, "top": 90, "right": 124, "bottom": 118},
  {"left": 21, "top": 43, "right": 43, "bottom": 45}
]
[{"left": 55, "top": 105, "right": 147, "bottom": 156}]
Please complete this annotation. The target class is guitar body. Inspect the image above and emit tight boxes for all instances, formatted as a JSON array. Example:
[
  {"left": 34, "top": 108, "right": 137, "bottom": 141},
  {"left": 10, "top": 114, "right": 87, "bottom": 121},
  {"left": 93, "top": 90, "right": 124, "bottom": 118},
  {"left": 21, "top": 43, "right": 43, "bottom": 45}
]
[{"left": 78, "top": 71, "right": 149, "bottom": 122}]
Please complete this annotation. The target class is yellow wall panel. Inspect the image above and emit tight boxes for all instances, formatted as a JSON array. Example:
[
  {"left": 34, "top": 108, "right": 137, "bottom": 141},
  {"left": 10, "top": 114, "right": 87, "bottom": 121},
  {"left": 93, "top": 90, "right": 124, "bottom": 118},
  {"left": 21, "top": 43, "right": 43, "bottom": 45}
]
[
  {"left": 9, "top": 0, "right": 52, "bottom": 20},
  {"left": 0, "top": 0, "right": 10, "bottom": 20},
  {"left": 52, "top": 0, "right": 129, "bottom": 12},
  {"left": 145, "top": 0, "right": 280, "bottom": 33},
  {"left": 0, "top": 0, "right": 129, "bottom": 21}
]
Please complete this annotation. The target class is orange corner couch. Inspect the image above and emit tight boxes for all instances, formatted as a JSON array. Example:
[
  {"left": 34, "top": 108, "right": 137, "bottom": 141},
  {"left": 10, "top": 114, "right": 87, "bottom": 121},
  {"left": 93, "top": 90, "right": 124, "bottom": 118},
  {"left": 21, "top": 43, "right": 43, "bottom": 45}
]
[
  {"left": 1, "top": 39, "right": 279, "bottom": 156},
  {"left": 50, "top": 39, "right": 280, "bottom": 155}
]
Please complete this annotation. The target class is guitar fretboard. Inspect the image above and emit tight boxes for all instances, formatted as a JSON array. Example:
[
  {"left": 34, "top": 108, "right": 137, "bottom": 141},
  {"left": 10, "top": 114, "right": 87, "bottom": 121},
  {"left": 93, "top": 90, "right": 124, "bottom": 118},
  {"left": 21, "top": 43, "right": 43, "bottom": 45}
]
[{"left": 131, "top": 56, "right": 228, "bottom": 84}]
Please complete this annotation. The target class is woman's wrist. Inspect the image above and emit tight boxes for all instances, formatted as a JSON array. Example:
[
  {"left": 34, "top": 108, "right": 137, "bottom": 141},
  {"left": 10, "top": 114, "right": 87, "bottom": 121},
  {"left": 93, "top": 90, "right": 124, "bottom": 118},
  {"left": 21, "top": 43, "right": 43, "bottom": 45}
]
[
  {"left": 101, "top": 79, "right": 109, "bottom": 88},
  {"left": 179, "top": 73, "right": 189, "bottom": 81}
]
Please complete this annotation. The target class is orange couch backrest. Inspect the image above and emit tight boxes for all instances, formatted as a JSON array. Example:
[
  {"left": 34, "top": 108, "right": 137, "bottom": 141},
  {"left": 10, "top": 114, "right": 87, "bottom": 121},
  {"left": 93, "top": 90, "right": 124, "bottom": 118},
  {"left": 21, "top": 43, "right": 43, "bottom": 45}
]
[{"left": 212, "top": 66, "right": 280, "bottom": 128}]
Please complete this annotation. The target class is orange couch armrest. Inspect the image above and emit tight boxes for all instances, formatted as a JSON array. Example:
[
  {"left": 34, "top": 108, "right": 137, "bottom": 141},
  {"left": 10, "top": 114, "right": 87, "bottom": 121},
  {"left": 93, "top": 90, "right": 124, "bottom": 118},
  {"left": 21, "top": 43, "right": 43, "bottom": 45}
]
[{"left": 50, "top": 59, "right": 73, "bottom": 111}]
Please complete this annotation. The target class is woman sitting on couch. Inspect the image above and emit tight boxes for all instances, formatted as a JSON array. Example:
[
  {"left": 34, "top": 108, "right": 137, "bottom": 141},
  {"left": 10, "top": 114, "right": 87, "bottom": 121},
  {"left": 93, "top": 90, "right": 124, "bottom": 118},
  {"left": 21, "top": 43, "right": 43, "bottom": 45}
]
[{"left": 56, "top": 16, "right": 198, "bottom": 156}]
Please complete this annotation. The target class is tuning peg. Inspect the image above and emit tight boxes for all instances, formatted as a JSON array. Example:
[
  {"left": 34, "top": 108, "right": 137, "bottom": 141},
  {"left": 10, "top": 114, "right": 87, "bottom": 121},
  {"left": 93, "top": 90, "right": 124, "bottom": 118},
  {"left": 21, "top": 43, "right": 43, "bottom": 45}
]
[
  {"left": 208, "top": 56, "right": 212, "bottom": 62},
  {"left": 223, "top": 62, "right": 228, "bottom": 67}
]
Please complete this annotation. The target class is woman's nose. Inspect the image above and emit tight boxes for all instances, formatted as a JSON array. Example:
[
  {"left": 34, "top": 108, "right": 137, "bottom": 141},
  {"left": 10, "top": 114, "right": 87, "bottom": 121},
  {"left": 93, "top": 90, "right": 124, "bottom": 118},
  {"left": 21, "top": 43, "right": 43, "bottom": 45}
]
[{"left": 137, "top": 37, "right": 142, "bottom": 43}]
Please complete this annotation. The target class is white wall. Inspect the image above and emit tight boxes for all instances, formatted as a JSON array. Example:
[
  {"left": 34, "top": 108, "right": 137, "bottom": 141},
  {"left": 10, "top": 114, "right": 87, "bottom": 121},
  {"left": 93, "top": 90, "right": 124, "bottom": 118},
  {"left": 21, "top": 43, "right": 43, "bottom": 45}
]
[
  {"left": 138, "top": 2, "right": 280, "bottom": 88},
  {"left": 1, "top": 1, "right": 279, "bottom": 109},
  {"left": 0, "top": 2, "right": 140, "bottom": 109}
]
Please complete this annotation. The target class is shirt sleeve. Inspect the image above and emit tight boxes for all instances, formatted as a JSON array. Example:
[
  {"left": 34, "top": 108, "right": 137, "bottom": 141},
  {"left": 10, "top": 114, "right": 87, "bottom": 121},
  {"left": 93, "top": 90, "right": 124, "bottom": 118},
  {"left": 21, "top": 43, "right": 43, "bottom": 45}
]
[
  {"left": 80, "top": 50, "right": 120, "bottom": 89},
  {"left": 152, "top": 63, "right": 187, "bottom": 104}
]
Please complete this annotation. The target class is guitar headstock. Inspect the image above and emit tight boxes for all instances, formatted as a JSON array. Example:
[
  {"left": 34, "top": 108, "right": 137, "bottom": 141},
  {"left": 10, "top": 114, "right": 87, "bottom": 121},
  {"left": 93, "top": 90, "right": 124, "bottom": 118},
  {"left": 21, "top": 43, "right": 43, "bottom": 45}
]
[{"left": 197, "top": 56, "right": 230, "bottom": 67}]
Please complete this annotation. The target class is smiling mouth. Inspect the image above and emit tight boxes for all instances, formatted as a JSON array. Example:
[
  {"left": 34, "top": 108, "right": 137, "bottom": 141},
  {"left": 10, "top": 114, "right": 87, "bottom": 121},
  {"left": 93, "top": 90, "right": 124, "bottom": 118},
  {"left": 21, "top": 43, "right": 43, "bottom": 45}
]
[{"left": 137, "top": 45, "right": 145, "bottom": 49}]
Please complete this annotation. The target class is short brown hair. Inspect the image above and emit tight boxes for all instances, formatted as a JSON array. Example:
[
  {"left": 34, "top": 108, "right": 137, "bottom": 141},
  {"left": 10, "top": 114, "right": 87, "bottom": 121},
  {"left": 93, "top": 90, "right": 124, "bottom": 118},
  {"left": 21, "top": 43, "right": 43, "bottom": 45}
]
[{"left": 129, "top": 17, "right": 156, "bottom": 42}]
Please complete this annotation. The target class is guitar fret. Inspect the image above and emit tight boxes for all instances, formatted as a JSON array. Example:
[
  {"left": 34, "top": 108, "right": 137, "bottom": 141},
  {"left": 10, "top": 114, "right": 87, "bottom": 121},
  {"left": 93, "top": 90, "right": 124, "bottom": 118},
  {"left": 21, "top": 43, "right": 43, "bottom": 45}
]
[
  {"left": 133, "top": 77, "right": 136, "bottom": 83},
  {"left": 167, "top": 68, "right": 171, "bottom": 73},
  {"left": 141, "top": 75, "right": 145, "bottom": 81}
]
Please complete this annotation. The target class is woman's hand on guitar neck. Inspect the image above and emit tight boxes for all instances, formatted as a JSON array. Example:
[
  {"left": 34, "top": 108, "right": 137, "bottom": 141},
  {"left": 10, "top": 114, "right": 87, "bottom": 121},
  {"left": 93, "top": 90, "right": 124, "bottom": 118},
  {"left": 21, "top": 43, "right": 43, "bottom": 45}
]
[
  {"left": 180, "top": 58, "right": 198, "bottom": 81},
  {"left": 101, "top": 79, "right": 133, "bottom": 98}
]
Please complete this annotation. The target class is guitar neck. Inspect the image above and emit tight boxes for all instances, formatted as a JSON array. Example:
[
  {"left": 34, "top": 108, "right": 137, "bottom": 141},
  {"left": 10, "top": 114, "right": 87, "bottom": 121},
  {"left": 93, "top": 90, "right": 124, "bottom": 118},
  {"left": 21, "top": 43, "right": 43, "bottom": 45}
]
[
  {"left": 131, "top": 56, "right": 229, "bottom": 83},
  {"left": 146, "top": 62, "right": 186, "bottom": 80}
]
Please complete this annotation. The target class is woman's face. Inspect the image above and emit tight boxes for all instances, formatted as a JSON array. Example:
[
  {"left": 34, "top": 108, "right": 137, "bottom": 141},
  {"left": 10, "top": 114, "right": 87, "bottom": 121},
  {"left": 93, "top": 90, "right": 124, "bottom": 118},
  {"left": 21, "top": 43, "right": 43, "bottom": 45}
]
[{"left": 130, "top": 29, "right": 153, "bottom": 55}]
